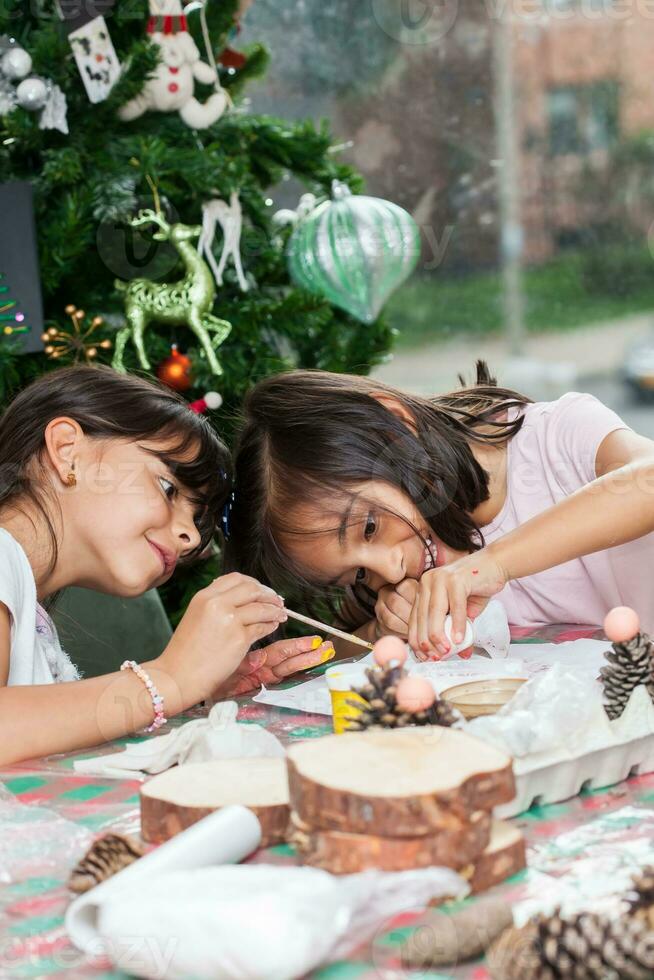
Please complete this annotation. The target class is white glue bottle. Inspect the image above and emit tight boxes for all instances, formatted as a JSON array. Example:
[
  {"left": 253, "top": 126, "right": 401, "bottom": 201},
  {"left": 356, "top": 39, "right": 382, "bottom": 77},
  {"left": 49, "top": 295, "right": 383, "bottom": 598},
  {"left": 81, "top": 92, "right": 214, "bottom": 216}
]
[{"left": 443, "top": 615, "right": 475, "bottom": 657}]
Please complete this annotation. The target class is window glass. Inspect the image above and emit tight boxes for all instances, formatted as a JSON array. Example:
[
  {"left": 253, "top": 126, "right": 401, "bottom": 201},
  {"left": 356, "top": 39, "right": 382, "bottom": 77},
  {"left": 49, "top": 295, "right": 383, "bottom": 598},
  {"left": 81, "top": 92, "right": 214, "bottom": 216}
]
[{"left": 241, "top": 2, "right": 654, "bottom": 431}]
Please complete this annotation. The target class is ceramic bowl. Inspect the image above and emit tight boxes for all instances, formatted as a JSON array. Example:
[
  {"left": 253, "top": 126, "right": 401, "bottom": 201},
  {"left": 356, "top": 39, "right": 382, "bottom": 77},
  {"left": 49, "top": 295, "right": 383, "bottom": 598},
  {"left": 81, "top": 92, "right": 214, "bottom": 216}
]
[{"left": 441, "top": 677, "right": 526, "bottom": 719}]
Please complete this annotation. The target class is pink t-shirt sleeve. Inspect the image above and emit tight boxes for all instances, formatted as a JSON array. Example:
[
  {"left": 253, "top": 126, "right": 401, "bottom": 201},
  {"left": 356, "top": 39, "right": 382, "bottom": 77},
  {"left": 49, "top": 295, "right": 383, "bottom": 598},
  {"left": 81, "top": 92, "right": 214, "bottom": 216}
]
[{"left": 540, "top": 392, "right": 630, "bottom": 493}]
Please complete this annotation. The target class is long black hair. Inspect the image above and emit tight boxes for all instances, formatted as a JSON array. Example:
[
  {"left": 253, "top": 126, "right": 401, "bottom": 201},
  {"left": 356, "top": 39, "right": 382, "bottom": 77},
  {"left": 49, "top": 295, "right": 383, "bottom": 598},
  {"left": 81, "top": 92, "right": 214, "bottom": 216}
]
[
  {"left": 227, "top": 361, "right": 531, "bottom": 624},
  {"left": 0, "top": 365, "right": 231, "bottom": 573}
]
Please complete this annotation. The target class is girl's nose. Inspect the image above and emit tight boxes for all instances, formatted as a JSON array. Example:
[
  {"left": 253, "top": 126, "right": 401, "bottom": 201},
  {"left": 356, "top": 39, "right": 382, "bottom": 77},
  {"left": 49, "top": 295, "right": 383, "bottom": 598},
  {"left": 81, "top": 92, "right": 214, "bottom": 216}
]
[
  {"left": 174, "top": 513, "right": 201, "bottom": 554},
  {"left": 371, "top": 548, "right": 405, "bottom": 588}
]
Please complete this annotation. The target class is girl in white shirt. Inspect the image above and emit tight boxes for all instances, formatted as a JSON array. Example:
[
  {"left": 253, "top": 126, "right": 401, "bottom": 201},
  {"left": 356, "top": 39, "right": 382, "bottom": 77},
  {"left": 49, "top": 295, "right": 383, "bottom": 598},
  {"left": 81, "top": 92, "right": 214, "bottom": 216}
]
[{"left": 0, "top": 365, "right": 330, "bottom": 765}]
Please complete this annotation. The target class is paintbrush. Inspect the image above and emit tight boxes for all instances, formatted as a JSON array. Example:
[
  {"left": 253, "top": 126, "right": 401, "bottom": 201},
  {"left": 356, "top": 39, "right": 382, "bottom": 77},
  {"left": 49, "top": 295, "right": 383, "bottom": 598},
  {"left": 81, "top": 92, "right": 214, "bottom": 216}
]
[{"left": 284, "top": 608, "right": 374, "bottom": 651}]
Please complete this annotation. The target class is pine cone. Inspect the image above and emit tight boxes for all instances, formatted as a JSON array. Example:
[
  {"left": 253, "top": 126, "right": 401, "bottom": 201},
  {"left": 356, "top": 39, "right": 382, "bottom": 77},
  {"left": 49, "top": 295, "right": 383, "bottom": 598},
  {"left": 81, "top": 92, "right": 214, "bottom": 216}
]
[
  {"left": 602, "top": 667, "right": 636, "bottom": 720},
  {"left": 68, "top": 832, "right": 146, "bottom": 893},
  {"left": 486, "top": 923, "right": 557, "bottom": 980},
  {"left": 625, "top": 866, "right": 654, "bottom": 927},
  {"left": 601, "top": 632, "right": 654, "bottom": 720},
  {"left": 344, "top": 665, "right": 457, "bottom": 731},
  {"left": 489, "top": 907, "right": 654, "bottom": 980}
]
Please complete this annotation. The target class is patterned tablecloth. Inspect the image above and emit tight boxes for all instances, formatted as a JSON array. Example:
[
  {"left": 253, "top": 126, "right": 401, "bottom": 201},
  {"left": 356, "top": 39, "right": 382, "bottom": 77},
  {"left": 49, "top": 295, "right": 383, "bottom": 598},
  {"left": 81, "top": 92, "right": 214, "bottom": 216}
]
[{"left": 2, "top": 624, "right": 654, "bottom": 980}]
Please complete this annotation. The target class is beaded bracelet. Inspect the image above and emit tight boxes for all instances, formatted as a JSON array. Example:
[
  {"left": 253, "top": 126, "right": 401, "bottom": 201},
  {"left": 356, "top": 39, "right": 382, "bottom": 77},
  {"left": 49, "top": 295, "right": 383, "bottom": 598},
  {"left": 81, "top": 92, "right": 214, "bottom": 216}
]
[{"left": 120, "top": 660, "right": 167, "bottom": 733}]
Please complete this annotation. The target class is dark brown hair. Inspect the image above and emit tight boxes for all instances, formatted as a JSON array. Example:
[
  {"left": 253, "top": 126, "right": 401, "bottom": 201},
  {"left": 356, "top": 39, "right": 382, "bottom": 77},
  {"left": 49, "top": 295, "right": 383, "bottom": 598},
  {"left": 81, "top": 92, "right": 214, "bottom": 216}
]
[
  {"left": 0, "top": 365, "right": 231, "bottom": 575},
  {"left": 227, "top": 362, "right": 531, "bottom": 622}
]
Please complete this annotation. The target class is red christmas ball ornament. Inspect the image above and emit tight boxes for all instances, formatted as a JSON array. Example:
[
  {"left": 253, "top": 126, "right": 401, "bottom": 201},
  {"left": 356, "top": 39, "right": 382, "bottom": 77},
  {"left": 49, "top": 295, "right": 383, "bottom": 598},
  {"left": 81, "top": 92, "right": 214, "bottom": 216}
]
[
  {"left": 373, "top": 635, "right": 408, "bottom": 668},
  {"left": 396, "top": 676, "right": 436, "bottom": 714},
  {"left": 604, "top": 606, "right": 640, "bottom": 644},
  {"left": 157, "top": 345, "right": 193, "bottom": 392}
]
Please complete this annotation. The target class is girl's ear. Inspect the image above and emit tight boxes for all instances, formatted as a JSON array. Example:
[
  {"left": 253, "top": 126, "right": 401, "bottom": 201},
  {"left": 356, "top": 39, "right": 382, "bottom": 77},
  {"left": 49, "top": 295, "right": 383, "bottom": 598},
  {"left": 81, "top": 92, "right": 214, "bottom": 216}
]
[
  {"left": 369, "top": 391, "right": 418, "bottom": 434},
  {"left": 43, "top": 417, "right": 84, "bottom": 488}
]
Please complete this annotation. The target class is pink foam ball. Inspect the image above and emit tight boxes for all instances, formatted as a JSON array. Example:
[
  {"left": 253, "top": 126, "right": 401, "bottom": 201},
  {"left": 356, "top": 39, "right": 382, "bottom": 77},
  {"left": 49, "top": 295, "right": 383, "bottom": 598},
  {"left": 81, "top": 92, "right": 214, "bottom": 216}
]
[
  {"left": 604, "top": 606, "right": 640, "bottom": 644},
  {"left": 373, "top": 635, "right": 408, "bottom": 668},
  {"left": 396, "top": 676, "right": 436, "bottom": 713}
]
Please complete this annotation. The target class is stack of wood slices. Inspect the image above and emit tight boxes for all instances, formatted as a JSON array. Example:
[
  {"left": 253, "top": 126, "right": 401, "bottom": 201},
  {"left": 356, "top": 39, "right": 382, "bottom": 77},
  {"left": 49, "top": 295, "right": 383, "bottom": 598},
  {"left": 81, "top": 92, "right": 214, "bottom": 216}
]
[
  {"left": 287, "top": 727, "right": 525, "bottom": 890},
  {"left": 141, "top": 757, "right": 290, "bottom": 847},
  {"left": 140, "top": 635, "right": 525, "bottom": 893}
]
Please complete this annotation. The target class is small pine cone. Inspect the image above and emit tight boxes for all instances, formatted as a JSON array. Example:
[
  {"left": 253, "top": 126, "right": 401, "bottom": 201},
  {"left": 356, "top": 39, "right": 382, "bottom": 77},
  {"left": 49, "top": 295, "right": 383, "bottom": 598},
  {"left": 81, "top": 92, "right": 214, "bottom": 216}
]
[
  {"left": 68, "top": 832, "right": 146, "bottom": 893},
  {"left": 490, "top": 904, "right": 654, "bottom": 980},
  {"left": 606, "top": 633, "right": 653, "bottom": 676},
  {"left": 601, "top": 632, "right": 654, "bottom": 719},
  {"left": 431, "top": 698, "right": 458, "bottom": 727},
  {"left": 344, "top": 662, "right": 457, "bottom": 732},
  {"left": 486, "top": 923, "right": 557, "bottom": 980},
  {"left": 539, "top": 908, "right": 654, "bottom": 979},
  {"left": 625, "top": 866, "right": 654, "bottom": 922},
  {"left": 601, "top": 667, "right": 636, "bottom": 720}
]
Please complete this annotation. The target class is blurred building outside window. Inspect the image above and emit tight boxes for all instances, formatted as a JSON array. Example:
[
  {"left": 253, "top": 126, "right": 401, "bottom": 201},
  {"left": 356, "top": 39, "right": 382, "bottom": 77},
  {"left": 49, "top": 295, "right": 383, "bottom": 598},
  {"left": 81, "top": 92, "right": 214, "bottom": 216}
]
[{"left": 241, "top": 1, "right": 654, "bottom": 415}]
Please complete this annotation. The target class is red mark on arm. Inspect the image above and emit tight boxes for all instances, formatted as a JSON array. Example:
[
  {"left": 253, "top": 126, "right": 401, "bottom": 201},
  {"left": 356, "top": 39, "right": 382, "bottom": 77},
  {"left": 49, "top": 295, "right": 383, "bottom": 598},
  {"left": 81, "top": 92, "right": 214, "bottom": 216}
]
[{"left": 472, "top": 569, "right": 479, "bottom": 575}]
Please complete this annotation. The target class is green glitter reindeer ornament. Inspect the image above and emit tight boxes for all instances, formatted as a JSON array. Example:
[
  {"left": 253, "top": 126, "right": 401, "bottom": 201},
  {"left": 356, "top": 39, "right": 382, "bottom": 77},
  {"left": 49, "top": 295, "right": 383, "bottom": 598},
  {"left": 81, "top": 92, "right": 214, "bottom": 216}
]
[{"left": 112, "top": 209, "right": 231, "bottom": 376}]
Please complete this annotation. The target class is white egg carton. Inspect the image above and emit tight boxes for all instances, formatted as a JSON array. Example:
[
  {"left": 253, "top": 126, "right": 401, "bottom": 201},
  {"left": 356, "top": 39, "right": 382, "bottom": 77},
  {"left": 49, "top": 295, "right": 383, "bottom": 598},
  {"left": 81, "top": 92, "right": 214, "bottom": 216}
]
[{"left": 496, "top": 724, "right": 654, "bottom": 819}]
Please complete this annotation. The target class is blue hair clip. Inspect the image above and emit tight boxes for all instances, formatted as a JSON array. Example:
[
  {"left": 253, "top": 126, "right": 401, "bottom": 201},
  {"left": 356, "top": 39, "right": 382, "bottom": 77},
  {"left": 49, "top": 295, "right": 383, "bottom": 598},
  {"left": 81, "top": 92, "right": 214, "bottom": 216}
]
[{"left": 222, "top": 490, "right": 235, "bottom": 541}]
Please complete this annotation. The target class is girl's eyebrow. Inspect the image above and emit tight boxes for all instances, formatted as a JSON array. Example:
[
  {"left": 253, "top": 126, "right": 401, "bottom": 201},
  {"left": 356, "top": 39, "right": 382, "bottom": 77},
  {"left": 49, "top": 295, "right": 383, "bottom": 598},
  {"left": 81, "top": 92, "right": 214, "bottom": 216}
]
[
  {"left": 337, "top": 500, "right": 355, "bottom": 546},
  {"left": 337, "top": 495, "right": 367, "bottom": 545}
]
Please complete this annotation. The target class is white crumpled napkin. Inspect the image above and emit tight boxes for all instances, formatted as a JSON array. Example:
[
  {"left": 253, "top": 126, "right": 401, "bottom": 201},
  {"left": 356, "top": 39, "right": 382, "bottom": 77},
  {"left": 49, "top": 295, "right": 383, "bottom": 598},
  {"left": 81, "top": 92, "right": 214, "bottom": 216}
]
[{"left": 73, "top": 702, "right": 284, "bottom": 779}]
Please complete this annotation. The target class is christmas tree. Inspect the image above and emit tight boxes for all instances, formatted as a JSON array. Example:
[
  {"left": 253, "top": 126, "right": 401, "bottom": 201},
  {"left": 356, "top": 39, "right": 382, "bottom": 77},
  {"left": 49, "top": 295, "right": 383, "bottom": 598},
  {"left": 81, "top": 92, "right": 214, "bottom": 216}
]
[{"left": 0, "top": 0, "right": 398, "bottom": 622}]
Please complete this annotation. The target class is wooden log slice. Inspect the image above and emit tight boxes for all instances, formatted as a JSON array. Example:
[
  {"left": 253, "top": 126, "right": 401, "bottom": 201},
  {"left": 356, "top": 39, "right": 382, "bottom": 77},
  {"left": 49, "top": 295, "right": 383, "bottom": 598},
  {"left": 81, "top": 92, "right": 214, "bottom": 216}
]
[
  {"left": 140, "top": 757, "right": 289, "bottom": 846},
  {"left": 290, "top": 808, "right": 492, "bottom": 874},
  {"left": 287, "top": 727, "right": 514, "bottom": 837},
  {"left": 462, "top": 821, "right": 526, "bottom": 895}
]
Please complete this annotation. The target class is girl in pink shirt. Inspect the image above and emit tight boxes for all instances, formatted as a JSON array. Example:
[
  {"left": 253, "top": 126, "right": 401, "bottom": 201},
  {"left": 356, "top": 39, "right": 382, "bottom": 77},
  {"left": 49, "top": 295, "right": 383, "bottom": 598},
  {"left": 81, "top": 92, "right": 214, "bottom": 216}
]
[{"left": 228, "top": 363, "right": 654, "bottom": 659}]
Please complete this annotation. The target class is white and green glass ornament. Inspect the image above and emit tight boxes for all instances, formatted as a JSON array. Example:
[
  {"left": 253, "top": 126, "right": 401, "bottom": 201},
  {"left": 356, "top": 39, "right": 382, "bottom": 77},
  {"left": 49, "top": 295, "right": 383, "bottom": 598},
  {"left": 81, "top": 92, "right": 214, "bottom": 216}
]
[{"left": 287, "top": 181, "right": 420, "bottom": 323}]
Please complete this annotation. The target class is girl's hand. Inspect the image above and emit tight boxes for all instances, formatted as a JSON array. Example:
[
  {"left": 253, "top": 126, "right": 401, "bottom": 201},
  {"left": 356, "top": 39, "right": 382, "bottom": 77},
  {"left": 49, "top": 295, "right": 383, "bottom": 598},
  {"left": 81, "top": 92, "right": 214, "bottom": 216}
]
[
  {"left": 208, "top": 635, "right": 335, "bottom": 700},
  {"left": 158, "top": 573, "right": 289, "bottom": 705},
  {"left": 375, "top": 579, "right": 419, "bottom": 639},
  {"left": 409, "top": 549, "right": 508, "bottom": 660}
]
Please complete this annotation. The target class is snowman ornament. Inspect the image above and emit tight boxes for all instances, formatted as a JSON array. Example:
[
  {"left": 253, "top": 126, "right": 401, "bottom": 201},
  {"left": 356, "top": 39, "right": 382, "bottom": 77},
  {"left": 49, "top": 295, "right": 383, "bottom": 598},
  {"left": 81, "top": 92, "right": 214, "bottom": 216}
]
[{"left": 118, "top": 0, "right": 228, "bottom": 129}]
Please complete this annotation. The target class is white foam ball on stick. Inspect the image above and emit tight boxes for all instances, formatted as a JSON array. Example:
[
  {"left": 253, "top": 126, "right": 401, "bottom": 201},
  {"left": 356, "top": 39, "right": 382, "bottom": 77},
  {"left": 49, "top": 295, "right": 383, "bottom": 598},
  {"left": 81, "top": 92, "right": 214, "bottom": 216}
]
[
  {"left": 373, "top": 635, "right": 408, "bottom": 668},
  {"left": 604, "top": 606, "right": 640, "bottom": 644}
]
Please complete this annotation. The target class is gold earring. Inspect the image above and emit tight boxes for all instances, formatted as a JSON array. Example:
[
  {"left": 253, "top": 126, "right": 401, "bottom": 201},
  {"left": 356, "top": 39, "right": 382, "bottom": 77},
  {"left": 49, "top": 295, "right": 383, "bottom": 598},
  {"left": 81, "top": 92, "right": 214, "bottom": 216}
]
[{"left": 66, "top": 466, "right": 77, "bottom": 487}]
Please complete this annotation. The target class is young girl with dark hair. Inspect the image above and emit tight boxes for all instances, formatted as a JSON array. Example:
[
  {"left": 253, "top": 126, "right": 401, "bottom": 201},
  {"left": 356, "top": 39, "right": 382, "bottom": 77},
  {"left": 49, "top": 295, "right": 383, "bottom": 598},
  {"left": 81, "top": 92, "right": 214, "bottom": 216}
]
[
  {"left": 228, "top": 363, "right": 654, "bottom": 660},
  {"left": 0, "top": 365, "right": 332, "bottom": 765}
]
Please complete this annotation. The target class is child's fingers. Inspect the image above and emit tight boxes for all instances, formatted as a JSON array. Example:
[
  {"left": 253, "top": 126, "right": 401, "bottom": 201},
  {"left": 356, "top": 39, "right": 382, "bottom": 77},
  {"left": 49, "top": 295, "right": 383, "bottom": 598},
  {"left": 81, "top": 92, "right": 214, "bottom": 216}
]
[
  {"left": 273, "top": 642, "right": 335, "bottom": 679},
  {"left": 245, "top": 620, "right": 282, "bottom": 646},
  {"left": 395, "top": 578, "right": 419, "bottom": 603},
  {"left": 238, "top": 600, "right": 288, "bottom": 627},
  {"left": 260, "top": 635, "right": 327, "bottom": 667},
  {"left": 375, "top": 594, "right": 411, "bottom": 636},
  {"left": 212, "top": 574, "right": 283, "bottom": 607},
  {"left": 387, "top": 590, "right": 414, "bottom": 624},
  {"left": 408, "top": 591, "right": 422, "bottom": 654},
  {"left": 377, "top": 610, "right": 410, "bottom": 638},
  {"left": 448, "top": 581, "right": 469, "bottom": 646},
  {"left": 412, "top": 646, "right": 431, "bottom": 663},
  {"left": 409, "top": 573, "right": 432, "bottom": 653},
  {"left": 235, "top": 647, "right": 268, "bottom": 676},
  {"left": 426, "top": 583, "right": 450, "bottom": 656}
]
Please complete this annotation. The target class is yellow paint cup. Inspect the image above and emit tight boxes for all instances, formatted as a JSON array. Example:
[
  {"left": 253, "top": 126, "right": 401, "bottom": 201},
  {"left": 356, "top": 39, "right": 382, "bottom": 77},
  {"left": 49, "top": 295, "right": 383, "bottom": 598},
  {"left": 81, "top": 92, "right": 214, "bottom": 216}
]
[{"left": 325, "top": 664, "right": 371, "bottom": 734}]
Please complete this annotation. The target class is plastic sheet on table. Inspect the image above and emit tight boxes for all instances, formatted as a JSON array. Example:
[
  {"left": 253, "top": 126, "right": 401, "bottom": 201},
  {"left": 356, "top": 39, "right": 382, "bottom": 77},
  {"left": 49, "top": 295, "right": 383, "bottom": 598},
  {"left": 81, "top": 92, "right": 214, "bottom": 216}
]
[
  {"left": 513, "top": 804, "right": 654, "bottom": 925},
  {"left": 0, "top": 788, "right": 93, "bottom": 886}
]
